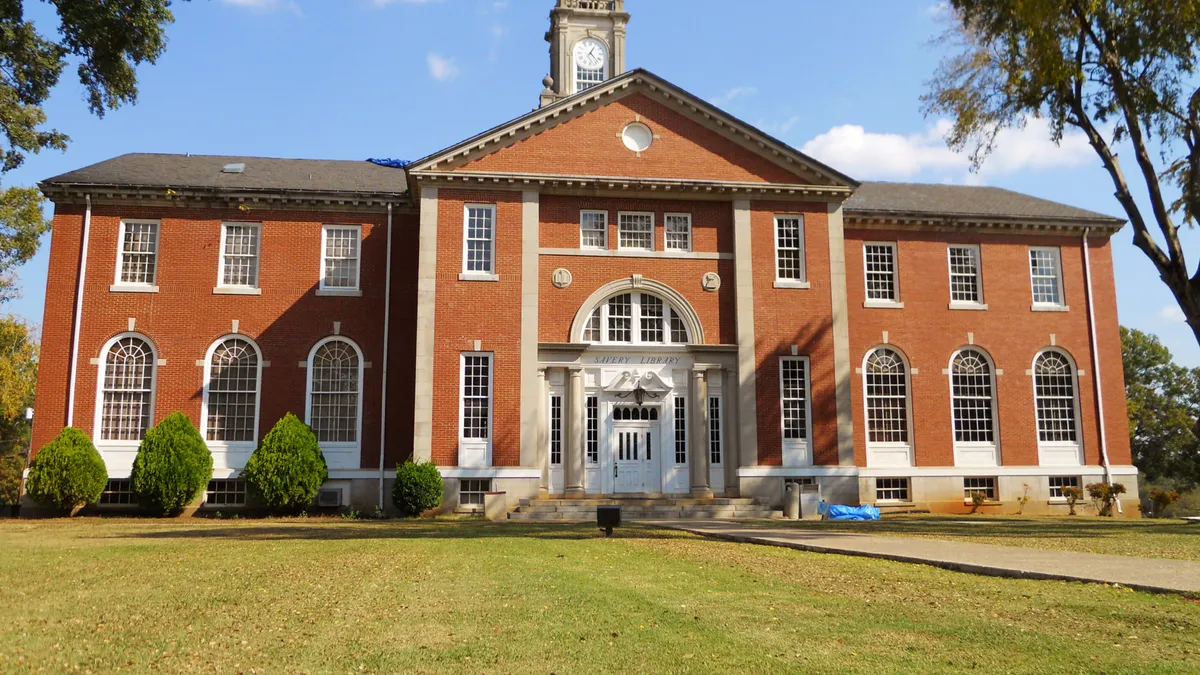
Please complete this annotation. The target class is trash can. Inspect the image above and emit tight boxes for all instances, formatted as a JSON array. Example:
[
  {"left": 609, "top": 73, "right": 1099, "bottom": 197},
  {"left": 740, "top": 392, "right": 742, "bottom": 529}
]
[
  {"left": 784, "top": 482, "right": 800, "bottom": 520},
  {"left": 799, "top": 483, "right": 822, "bottom": 520}
]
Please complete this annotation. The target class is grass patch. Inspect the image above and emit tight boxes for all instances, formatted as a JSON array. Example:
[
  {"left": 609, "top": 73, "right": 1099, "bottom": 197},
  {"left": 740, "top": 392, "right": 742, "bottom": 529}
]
[
  {"left": 752, "top": 515, "right": 1200, "bottom": 562},
  {"left": 0, "top": 518, "right": 1196, "bottom": 673}
]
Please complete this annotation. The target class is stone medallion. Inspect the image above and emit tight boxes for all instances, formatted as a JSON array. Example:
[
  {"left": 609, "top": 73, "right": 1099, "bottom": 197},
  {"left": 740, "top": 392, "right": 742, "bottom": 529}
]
[{"left": 552, "top": 268, "right": 573, "bottom": 289}]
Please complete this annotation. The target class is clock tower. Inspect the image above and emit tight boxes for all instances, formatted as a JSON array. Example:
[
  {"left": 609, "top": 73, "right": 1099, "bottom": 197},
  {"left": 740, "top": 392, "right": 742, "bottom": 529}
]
[{"left": 541, "top": 0, "right": 630, "bottom": 107}]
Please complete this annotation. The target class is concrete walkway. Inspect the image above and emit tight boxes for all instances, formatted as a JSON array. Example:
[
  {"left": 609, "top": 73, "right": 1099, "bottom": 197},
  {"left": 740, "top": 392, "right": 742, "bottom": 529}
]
[{"left": 650, "top": 521, "right": 1200, "bottom": 596}]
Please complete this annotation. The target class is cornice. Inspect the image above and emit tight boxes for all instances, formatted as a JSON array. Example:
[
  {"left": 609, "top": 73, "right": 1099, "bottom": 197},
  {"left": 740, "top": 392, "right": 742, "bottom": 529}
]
[
  {"left": 844, "top": 211, "right": 1125, "bottom": 235},
  {"left": 39, "top": 184, "right": 415, "bottom": 214}
]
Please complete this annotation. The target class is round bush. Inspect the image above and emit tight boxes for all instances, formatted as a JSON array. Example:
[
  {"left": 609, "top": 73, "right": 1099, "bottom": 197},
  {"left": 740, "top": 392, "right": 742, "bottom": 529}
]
[
  {"left": 392, "top": 461, "right": 443, "bottom": 517},
  {"left": 131, "top": 412, "right": 213, "bottom": 516},
  {"left": 242, "top": 413, "right": 328, "bottom": 513},
  {"left": 25, "top": 427, "right": 107, "bottom": 513}
]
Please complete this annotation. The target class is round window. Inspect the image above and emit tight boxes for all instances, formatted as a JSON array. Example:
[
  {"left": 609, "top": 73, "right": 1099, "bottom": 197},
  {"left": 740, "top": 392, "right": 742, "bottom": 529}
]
[{"left": 621, "top": 122, "right": 654, "bottom": 153}]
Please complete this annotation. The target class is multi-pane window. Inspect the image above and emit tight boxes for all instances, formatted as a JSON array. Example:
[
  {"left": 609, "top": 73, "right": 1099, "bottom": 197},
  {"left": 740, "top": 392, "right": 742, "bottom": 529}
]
[
  {"left": 549, "top": 394, "right": 563, "bottom": 465},
  {"left": 876, "top": 478, "right": 910, "bottom": 502},
  {"left": 618, "top": 212, "right": 654, "bottom": 251},
  {"left": 206, "top": 479, "right": 247, "bottom": 507},
  {"left": 613, "top": 406, "right": 658, "bottom": 421},
  {"left": 116, "top": 220, "right": 159, "bottom": 286},
  {"left": 864, "top": 243, "right": 898, "bottom": 302},
  {"left": 1030, "top": 247, "right": 1064, "bottom": 306},
  {"left": 460, "top": 479, "right": 491, "bottom": 507},
  {"left": 99, "top": 336, "right": 156, "bottom": 441},
  {"left": 464, "top": 205, "right": 496, "bottom": 275},
  {"left": 584, "top": 292, "right": 690, "bottom": 345},
  {"left": 321, "top": 225, "right": 361, "bottom": 290},
  {"left": 774, "top": 216, "right": 806, "bottom": 281},
  {"left": 576, "top": 64, "right": 605, "bottom": 93},
  {"left": 864, "top": 348, "right": 909, "bottom": 444},
  {"left": 963, "top": 477, "right": 997, "bottom": 501},
  {"left": 461, "top": 353, "right": 492, "bottom": 441},
  {"left": 205, "top": 338, "right": 260, "bottom": 442},
  {"left": 99, "top": 479, "right": 135, "bottom": 505},
  {"left": 580, "top": 210, "right": 608, "bottom": 249},
  {"left": 219, "top": 223, "right": 260, "bottom": 288},
  {"left": 1034, "top": 351, "right": 1077, "bottom": 443},
  {"left": 673, "top": 397, "right": 687, "bottom": 464},
  {"left": 948, "top": 245, "right": 981, "bottom": 304},
  {"left": 308, "top": 339, "right": 361, "bottom": 444},
  {"left": 708, "top": 396, "right": 722, "bottom": 465},
  {"left": 950, "top": 349, "right": 995, "bottom": 444},
  {"left": 1049, "top": 476, "right": 1081, "bottom": 499},
  {"left": 664, "top": 213, "right": 692, "bottom": 252},
  {"left": 780, "top": 358, "right": 809, "bottom": 441},
  {"left": 586, "top": 396, "right": 599, "bottom": 464}
]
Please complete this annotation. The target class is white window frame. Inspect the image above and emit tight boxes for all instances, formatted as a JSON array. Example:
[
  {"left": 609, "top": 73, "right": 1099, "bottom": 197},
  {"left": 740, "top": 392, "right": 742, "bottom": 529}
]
[
  {"left": 205, "top": 478, "right": 248, "bottom": 507},
  {"left": 1048, "top": 475, "right": 1082, "bottom": 501},
  {"left": 963, "top": 476, "right": 998, "bottom": 503},
  {"left": 947, "top": 244, "right": 985, "bottom": 309},
  {"left": 572, "top": 38, "right": 609, "bottom": 94},
  {"left": 707, "top": 394, "right": 723, "bottom": 467},
  {"left": 461, "top": 204, "right": 498, "bottom": 281},
  {"left": 112, "top": 218, "right": 161, "bottom": 292},
  {"left": 93, "top": 332, "right": 158, "bottom": 447},
  {"left": 459, "top": 352, "right": 494, "bottom": 467},
  {"left": 778, "top": 356, "right": 813, "bottom": 467},
  {"left": 580, "top": 210, "right": 609, "bottom": 250},
  {"left": 304, "top": 336, "right": 365, "bottom": 452},
  {"left": 1029, "top": 246, "right": 1067, "bottom": 310},
  {"left": 663, "top": 213, "right": 693, "bottom": 253},
  {"left": 459, "top": 478, "right": 492, "bottom": 509},
  {"left": 947, "top": 347, "right": 1000, "bottom": 467},
  {"left": 773, "top": 215, "right": 809, "bottom": 289},
  {"left": 617, "top": 211, "right": 655, "bottom": 252},
  {"left": 318, "top": 224, "right": 362, "bottom": 293},
  {"left": 863, "top": 242, "right": 902, "bottom": 307},
  {"left": 1031, "top": 348, "right": 1084, "bottom": 466},
  {"left": 579, "top": 292, "right": 691, "bottom": 345},
  {"left": 200, "top": 335, "right": 264, "bottom": 448},
  {"left": 215, "top": 222, "right": 262, "bottom": 293},
  {"left": 862, "top": 346, "right": 914, "bottom": 467},
  {"left": 875, "top": 477, "right": 911, "bottom": 503}
]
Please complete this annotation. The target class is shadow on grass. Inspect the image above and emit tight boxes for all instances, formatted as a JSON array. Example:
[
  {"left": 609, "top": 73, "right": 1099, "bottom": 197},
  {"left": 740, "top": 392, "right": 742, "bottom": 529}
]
[{"left": 762, "top": 515, "right": 1200, "bottom": 541}]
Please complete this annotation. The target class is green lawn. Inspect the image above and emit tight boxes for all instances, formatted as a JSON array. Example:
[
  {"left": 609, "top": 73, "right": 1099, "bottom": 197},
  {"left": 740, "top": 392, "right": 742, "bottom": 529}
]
[
  {"left": 752, "top": 515, "right": 1200, "bottom": 562},
  {"left": 1, "top": 519, "right": 1197, "bottom": 674}
]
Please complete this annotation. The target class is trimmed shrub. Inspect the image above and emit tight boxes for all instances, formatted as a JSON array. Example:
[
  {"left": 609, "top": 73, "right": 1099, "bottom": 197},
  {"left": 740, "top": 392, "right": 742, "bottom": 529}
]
[
  {"left": 392, "top": 461, "right": 443, "bottom": 517},
  {"left": 131, "top": 412, "right": 213, "bottom": 516},
  {"left": 25, "top": 427, "right": 107, "bottom": 513},
  {"left": 1085, "top": 481, "right": 1127, "bottom": 517},
  {"left": 242, "top": 413, "right": 328, "bottom": 513}
]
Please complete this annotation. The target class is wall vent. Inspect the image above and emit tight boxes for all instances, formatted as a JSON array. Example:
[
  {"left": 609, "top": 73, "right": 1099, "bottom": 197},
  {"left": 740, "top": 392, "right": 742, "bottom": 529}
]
[{"left": 316, "top": 489, "right": 342, "bottom": 507}]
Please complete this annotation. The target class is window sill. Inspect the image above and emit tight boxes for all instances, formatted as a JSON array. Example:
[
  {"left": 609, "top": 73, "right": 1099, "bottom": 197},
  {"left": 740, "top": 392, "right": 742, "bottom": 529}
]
[
  {"left": 110, "top": 284, "right": 158, "bottom": 294},
  {"left": 949, "top": 302, "right": 988, "bottom": 311},
  {"left": 315, "top": 288, "right": 362, "bottom": 297},
  {"left": 1031, "top": 304, "right": 1069, "bottom": 312},
  {"left": 863, "top": 300, "right": 904, "bottom": 309},
  {"left": 773, "top": 279, "right": 811, "bottom": 290},
  {"left": 459, "top": 273, "right": 500, "bottom": 282},
  {"left": 876, "top": 501, "right": 916, "bottom": 507},
  {"left": 213, "top": 286, "right": 262, "bottom": 296},
  {"left": 962, "top": 499, "right": 1003, "bottom": 505}
]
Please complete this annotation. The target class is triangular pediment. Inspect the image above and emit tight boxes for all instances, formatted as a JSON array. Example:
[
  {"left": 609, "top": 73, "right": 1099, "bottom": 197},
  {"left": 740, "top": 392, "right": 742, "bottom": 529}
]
[{"left": 406, "top": 69, "right": 857, "bottom": 189}]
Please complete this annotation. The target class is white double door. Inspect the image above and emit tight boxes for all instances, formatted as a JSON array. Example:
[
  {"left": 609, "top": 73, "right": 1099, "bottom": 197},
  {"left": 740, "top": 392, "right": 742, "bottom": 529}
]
[{"left": 612, "top": 421, "right": 660, "bottom": 494}]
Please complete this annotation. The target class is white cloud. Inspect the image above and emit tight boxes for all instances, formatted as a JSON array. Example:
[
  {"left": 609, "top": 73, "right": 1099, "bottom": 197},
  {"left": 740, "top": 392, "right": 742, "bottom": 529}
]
[
  {"left": 218, "top": 0, "right": 301, "bottom": 13},
  {"left": 925, "top": 1, "right": 949, "bottom": 18},
  {"left": 1159, "top": 305, "right": 1188, "bottom": 323},
  {"left": 371, "top": 0, "right": 442, "bottom": 6},
  {"left": 426, "top": 52, "right": 459, "bottom": 81},
  {"left": 710, "top": 86, "right": 758, "bottom": 107},
  {"left": 799, "top": 118, "right": 1095, "bottom": 182}
]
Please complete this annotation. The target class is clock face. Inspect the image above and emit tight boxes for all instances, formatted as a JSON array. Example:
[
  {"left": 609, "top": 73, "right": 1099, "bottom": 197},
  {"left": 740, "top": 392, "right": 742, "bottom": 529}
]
[{"left": 574, "top": 38, "right": 607, "bottom": 71}]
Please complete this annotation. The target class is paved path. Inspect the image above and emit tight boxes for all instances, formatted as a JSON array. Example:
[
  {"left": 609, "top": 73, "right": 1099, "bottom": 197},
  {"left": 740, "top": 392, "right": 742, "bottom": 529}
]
[{"left": 649, "top": 521, "right": 1200, "bottom": 596}]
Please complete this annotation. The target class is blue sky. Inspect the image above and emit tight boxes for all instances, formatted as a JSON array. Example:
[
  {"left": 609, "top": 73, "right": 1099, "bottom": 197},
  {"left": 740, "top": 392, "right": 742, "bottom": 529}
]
[{"left": 5, "top": 0, "right": 1199, "bottom": 364}]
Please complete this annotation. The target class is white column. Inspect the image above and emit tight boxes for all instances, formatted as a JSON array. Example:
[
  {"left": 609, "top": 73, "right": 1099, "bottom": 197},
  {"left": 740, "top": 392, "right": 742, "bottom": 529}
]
[
  {"left": 536, "top": 368, "right": 549, "bottom": 498},
  {"left": 565, "top": 367, "right": 586, "bottom": 498},
  {"left": 690, "top": 368, "right": 713, "bottom": 499}
]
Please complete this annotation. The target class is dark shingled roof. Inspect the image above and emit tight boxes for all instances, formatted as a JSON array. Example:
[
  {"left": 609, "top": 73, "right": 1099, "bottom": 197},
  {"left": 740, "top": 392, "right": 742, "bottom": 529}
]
[
  {"left": 40, "top": 153, "right": 408, "bottom": 196},
  {"left": 845, "top": 181, "right": 1123, "bottom": 224}
]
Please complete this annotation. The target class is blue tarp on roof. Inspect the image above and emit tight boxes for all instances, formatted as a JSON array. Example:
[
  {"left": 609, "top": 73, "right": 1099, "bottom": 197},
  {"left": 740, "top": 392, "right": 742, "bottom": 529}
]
[{"left": 367, "top": 158, "right": 411, "bottom": 168}]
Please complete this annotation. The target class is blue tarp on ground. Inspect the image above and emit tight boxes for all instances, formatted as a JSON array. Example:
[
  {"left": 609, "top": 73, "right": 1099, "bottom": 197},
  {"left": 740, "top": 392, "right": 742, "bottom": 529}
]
[{"left": 819, "top": 503, "right": 881, "bottom": 521}]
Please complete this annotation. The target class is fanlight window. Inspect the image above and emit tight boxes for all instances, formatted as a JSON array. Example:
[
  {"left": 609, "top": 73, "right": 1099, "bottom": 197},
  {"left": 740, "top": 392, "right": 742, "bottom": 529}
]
[
  {"left": 1033, "top": 350, "right": 1078, "bottom": 443},
  {"left": 950, "top": 349, "right": 994, "bottom": 444},
  {"left": 205, "top": 337, "right": 260, "bottom": 442},
  {"left": 581, "top": 292, "right": 690, "bottom": 345},
  {"left": 864, "top": 348, "right": 909, "bottom": 444},
  {"left": 308, "top": 339, "right": 361, "bottom": 444},
  {"left": 99, "top": 336, "right": 156, "bottom": 441}
]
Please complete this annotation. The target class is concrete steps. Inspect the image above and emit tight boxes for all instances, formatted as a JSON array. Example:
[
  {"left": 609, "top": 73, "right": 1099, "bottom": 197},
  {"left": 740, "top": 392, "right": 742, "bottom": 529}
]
[{"left": 508, "top": 496, "right": 782, "bottom": 521}]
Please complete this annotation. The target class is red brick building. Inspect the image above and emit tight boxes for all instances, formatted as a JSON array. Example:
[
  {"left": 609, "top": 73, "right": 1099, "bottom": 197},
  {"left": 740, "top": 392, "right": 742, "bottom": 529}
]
[{"left": 29, "top": 0, "right": 1135, "bottom": 515}]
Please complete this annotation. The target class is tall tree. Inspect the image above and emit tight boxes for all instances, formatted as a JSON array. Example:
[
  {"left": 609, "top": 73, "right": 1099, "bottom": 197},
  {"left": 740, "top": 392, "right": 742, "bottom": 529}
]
[
  {"left": 924, "top": 1, "right": 1200, "bottom": 347},
  {"left": 1121, "top": 326, "right": 1200, "bottom": 485},
  {"left": 0, "top": 1, "right": 180, "bottom": 301},
  {"left": 0, "top": 315, "right": 37, "bottom": 504}
]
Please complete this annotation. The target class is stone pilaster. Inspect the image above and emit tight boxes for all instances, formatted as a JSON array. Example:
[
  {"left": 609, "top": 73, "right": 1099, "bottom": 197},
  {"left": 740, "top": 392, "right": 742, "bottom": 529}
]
[
  {"left": 733, "top": 200, "right": 758, "bottom": 471},
  {"left": 565, "top": 367, "right": 586, "bottom": 498},
  {"left": 536, "top": 368, "right": 549, "bottom": 498},
  {"left": 690, "top": 368, "right": 713, "bottom": 499}
]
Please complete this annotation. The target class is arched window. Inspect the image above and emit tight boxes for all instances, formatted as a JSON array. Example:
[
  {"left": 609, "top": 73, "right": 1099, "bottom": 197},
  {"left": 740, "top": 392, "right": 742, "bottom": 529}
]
[
  {"left": 306, "top": 338, "right": 363, "bottom": 445},
  {"left": 864, "top": 348, "right": 909, "bottom": 444},
  {"left": 97, "top": 335, "right": 156, "bottom": 441},
  {"left": 950, "top": 349, "right": 995, "bottom": 444},
  {"left": 203, "top": 337, "right": 261, "bottom": 442},
  {"left": 580, "top": 292, "right": 690, "bottom": 345},
  {"left": 1033, "top": 350, "right": 1077, "bottom": 443}
]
